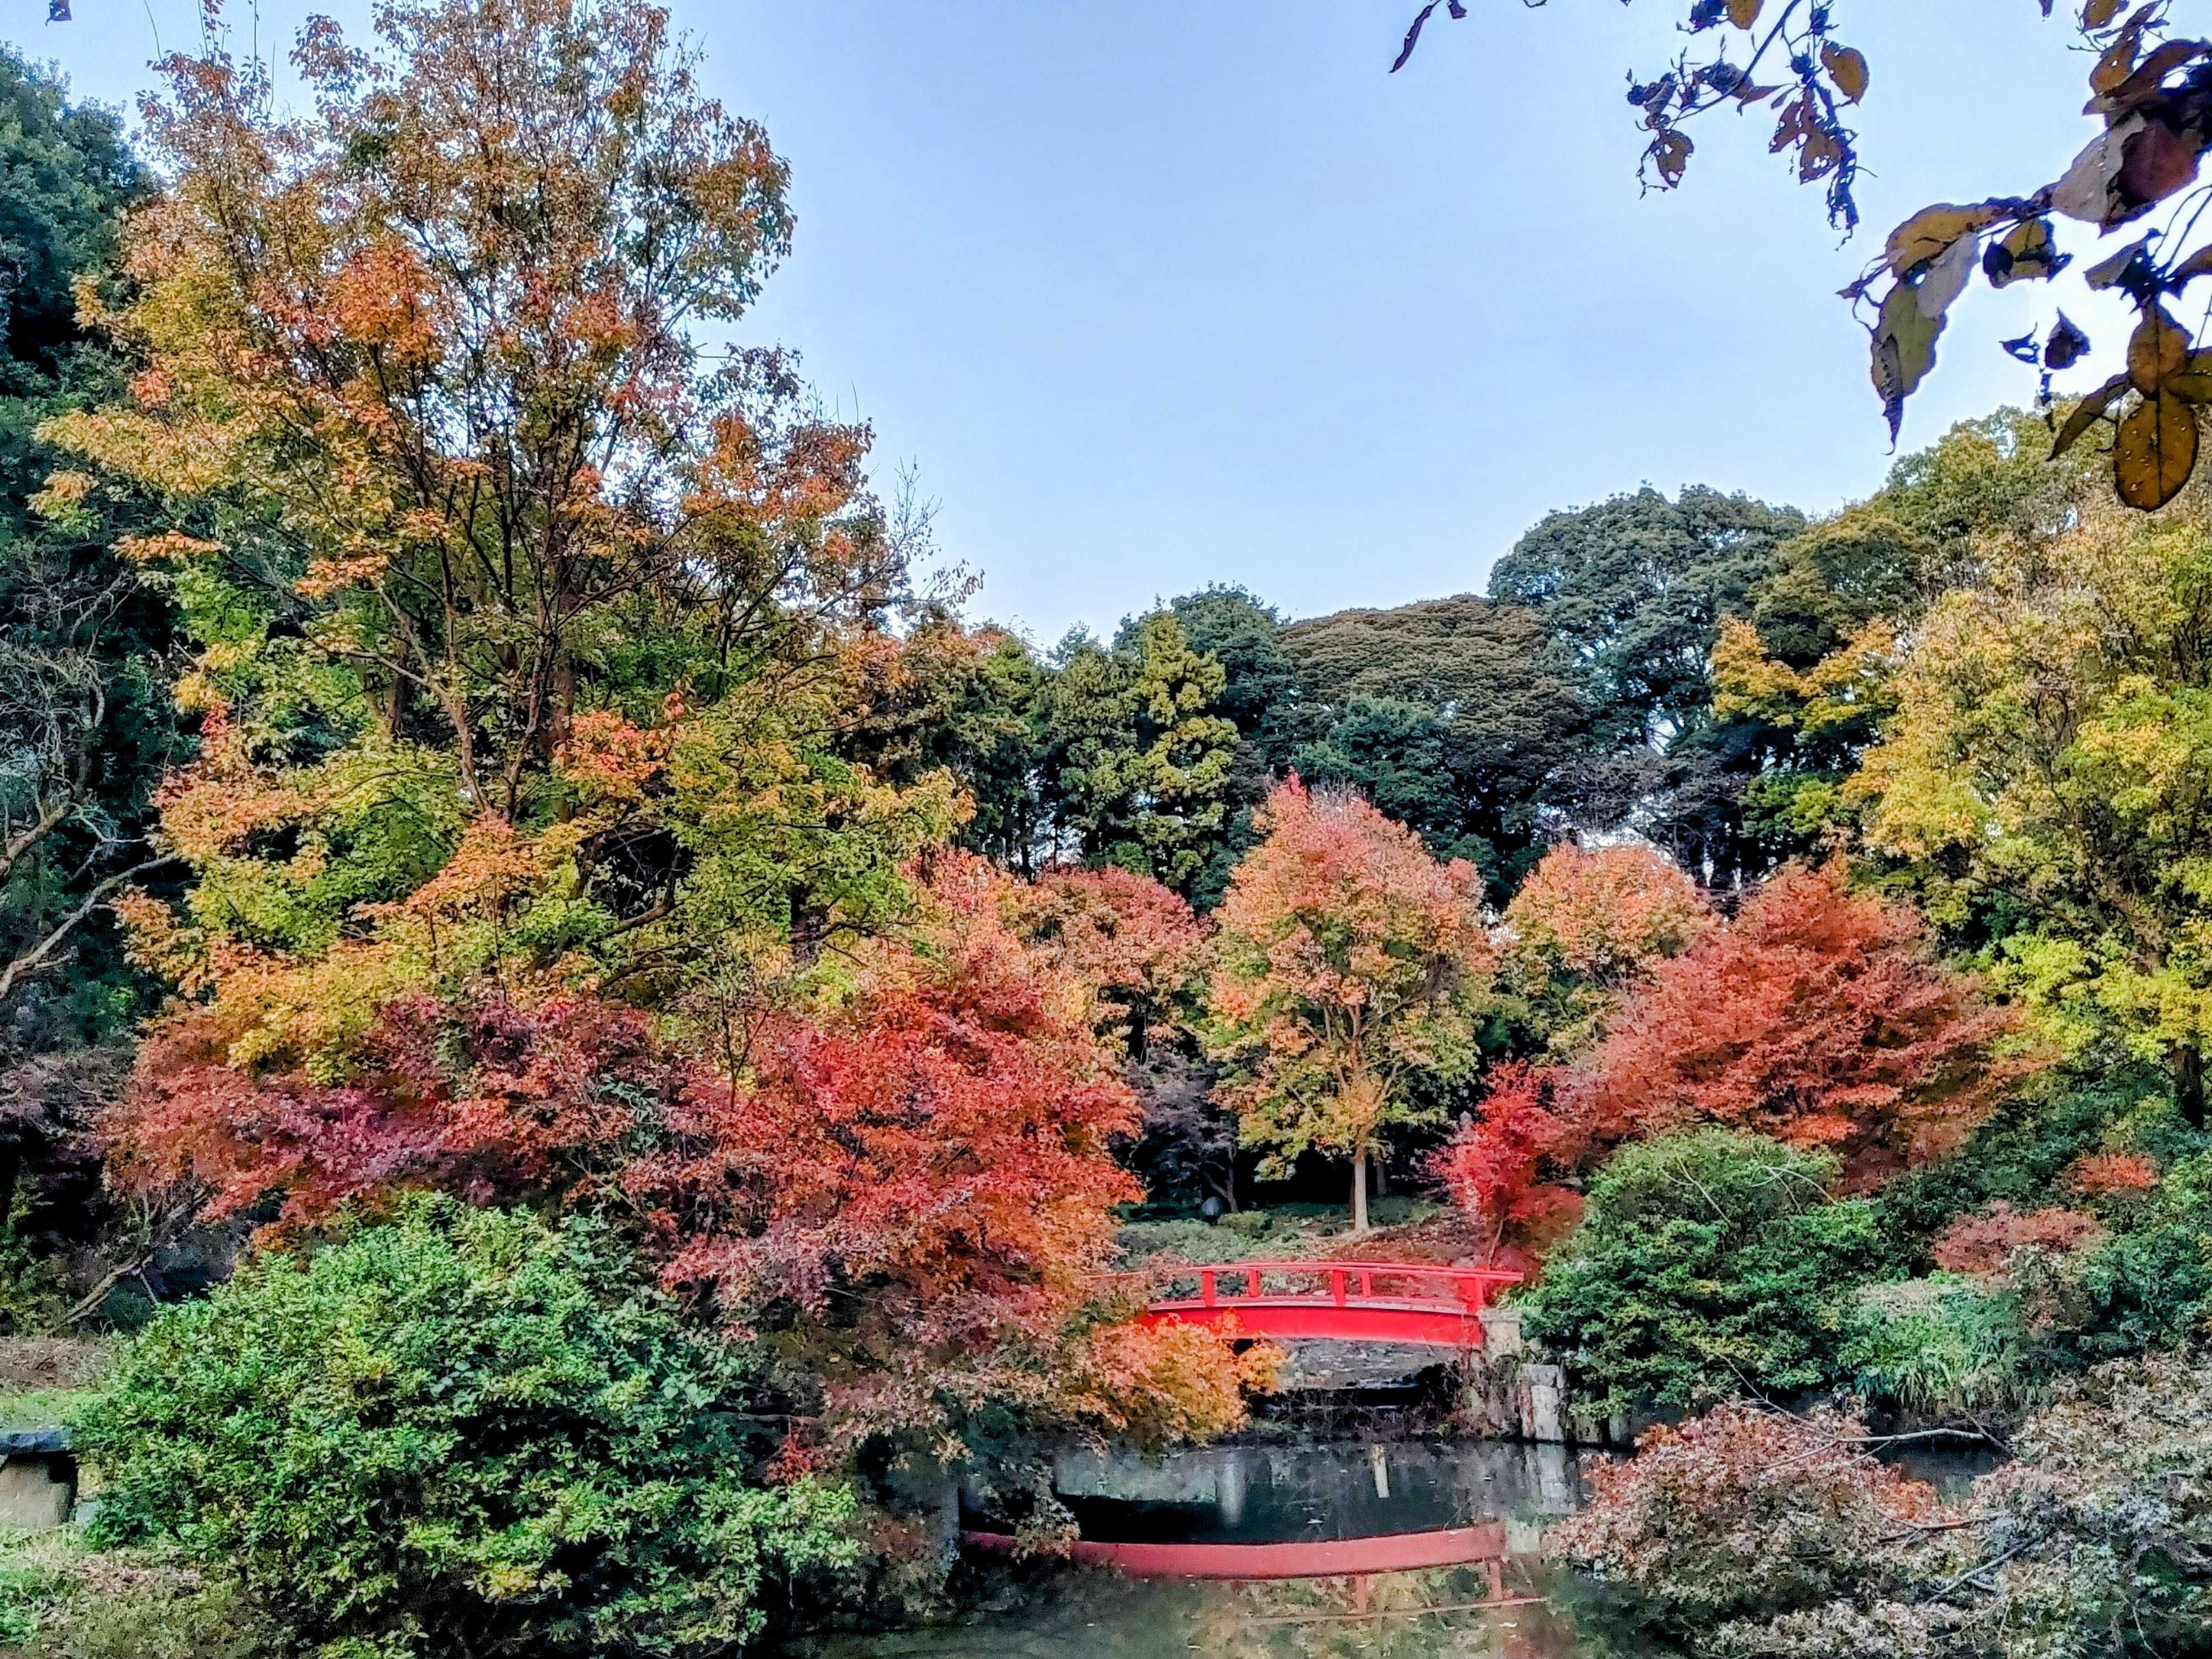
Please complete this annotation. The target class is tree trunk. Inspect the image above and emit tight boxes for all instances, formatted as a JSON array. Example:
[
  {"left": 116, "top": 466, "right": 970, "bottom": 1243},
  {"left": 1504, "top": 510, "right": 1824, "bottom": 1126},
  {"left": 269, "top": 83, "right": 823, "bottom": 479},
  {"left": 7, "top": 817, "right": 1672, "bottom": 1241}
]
[
  {"left": 2178, "top": 1044, "right": 2206, "bottom": 1129},
  {"left": 1351, "top": 1149, "right": 1369, "bottom": 1235}
]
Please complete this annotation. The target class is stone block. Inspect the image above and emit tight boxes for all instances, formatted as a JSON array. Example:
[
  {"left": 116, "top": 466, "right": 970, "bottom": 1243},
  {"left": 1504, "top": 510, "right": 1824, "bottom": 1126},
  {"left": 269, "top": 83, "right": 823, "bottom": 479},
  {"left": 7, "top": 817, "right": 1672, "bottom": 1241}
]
[{"left": 0, "top": 1455, "right": 72, "bottom": 1531}]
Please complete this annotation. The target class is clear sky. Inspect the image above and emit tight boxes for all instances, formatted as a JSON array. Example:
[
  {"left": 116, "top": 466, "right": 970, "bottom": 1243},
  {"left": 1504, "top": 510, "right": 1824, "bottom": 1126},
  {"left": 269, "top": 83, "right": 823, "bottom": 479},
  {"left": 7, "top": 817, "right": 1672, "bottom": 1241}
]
[{"left": 16, "top": 1, "right": 2144, "bottom": 642}]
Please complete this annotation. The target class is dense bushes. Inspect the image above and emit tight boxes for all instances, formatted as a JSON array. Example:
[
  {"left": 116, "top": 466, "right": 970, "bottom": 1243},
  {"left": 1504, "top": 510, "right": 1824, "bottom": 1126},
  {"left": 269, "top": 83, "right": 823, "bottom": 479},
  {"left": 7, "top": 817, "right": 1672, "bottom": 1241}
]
[
  {"left": 74, "top": 1199, "right": 855, "bottom": 1658},
  {"left": 1522, "top": 1130, "right": 1879, "bottom": 1415},
  {"left": 1562, "top": 1354, "right": 2212, "bottom": 1659}
]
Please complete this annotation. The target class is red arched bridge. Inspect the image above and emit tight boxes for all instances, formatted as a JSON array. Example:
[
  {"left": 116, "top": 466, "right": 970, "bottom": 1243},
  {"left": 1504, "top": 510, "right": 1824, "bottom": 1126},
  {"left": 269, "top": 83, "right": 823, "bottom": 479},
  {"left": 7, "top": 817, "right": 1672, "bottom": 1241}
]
[{"left": 1106, "top": 1259, "right": 1521, "bottom": 1350}]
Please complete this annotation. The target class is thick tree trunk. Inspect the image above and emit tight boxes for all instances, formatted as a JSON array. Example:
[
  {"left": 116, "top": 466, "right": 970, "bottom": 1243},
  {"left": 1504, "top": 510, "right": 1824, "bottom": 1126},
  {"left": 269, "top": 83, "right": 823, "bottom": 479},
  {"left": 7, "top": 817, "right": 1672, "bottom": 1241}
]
[
  {"left": 2178, "top": 1044, "right": 2207, "bottom": 1129},
  {"left": 1351, "top": 1149, "right": 1370, "bottom": 1235}
]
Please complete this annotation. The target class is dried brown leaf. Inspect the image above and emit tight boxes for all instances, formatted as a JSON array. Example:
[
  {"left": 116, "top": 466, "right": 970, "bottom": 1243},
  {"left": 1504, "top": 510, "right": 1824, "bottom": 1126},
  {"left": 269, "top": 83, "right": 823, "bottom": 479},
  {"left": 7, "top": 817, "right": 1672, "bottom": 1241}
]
[
  {"left": 2128, "top": 305, "right": 2192, "bottom": 394},
  {"left": 1885, "top": 202, "right": 2004, "bottom": 274},
  {"left": 2051, "top": 373, "right": 2131, "bottom": 458},
  {"left": 2115, "top": 391, "right": 2199, "bottom": 507}
]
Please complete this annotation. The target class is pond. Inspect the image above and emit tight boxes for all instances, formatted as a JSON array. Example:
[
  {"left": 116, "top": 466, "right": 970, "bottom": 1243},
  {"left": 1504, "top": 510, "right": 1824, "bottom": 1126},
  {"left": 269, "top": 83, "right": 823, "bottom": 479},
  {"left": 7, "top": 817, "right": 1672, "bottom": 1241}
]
[{"left": 802, "top": 1438, "right": 1632, "bottom": 1658}]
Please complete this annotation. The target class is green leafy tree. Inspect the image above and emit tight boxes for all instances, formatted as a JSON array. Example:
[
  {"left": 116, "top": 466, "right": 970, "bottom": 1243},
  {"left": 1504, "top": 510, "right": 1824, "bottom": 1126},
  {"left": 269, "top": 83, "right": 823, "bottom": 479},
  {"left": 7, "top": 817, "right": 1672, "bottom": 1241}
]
[
  {"left": 0, "top": 49, "right": 171, "bottom": 1030},
  {"left": 1489, "top": 486, "right": 1806, "bottom": 750},
  {"left": 1281, "top": 595, "right": 1584, "bottom": 891},
  {"left": 76, "top": 1197, "right": 855, "bottom": 1659},
  {"left": 1525, "top": 1129, "right": 1880, "bottom": 1416},
  {"left": 1854, "top": 482, "right": 2212, "bottom": 1125},
  {"left": 1155, "top": 586, "right": 1308, "bottom": 905},
  {"left": 1043, "top": 613, "right": 1237, "bottom": 894},
  {"left": 1488, "top": 486, "right": 1805, "bottom": 881}
]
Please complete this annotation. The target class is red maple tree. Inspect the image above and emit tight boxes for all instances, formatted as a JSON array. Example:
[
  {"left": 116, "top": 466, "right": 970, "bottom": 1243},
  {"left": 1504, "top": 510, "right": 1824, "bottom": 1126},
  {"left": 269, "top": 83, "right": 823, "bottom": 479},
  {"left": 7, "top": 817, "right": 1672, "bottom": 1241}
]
[
  {"left": 1009, "top": 863, "right": 1203, "bottom": 1056},
  {"left": 107, "top": 990, "right": 675, "bottom": 1231},
  {"left": 1428, "top": 1062, "right": 1584, "bottom": 1266},
  {"left": 1578, "top": 863, "right": 2032, "bottom": 1182}
]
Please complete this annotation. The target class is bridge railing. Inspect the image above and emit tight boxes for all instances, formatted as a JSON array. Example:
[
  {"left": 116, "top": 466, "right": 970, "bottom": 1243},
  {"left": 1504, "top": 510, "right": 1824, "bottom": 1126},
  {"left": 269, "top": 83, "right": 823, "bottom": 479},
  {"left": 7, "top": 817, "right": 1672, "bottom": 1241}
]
[{"left": 1104, "top": 1259, "right": 1521, "bottom": 1314}]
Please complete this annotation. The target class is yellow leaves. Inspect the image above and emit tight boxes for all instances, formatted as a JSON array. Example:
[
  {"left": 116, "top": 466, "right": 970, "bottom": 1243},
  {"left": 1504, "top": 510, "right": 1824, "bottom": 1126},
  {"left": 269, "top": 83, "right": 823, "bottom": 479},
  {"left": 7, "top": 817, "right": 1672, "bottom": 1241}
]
[
  {"left": 2114, "top": 392, "right": 2199, "bottom": 509},
  {"left": 1885, "top": 203, "right": 2003, "bottom": 276},
  {"left": 2083, "top": 0, "right": 2124, "bottom": 29},
  {"left": 1714, "top": 615, "right": 1900, "bottom": 739},
  {"left": 1726, "top": 0, "right": 1761, "bottom": 27},
  {"left": 1649, "top": 129, "right": 1693, "bottom": 187},
  {"left": 1871, "top": 279, "right": 1944, "bottom": 442},
  {"left": 1821, "top": 44, "right": 1869, "bottom": 105},
  {"left": 1985, "top": 217, "right": 2065, "bottom": 287}
]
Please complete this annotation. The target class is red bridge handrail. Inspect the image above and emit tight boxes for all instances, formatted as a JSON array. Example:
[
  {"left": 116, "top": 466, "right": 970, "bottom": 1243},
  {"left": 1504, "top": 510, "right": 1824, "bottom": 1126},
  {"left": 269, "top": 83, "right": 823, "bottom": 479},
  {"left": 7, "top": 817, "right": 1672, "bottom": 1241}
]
[{"left": 1105, "top": 1258, "right": 1521, "bottom": 1315}]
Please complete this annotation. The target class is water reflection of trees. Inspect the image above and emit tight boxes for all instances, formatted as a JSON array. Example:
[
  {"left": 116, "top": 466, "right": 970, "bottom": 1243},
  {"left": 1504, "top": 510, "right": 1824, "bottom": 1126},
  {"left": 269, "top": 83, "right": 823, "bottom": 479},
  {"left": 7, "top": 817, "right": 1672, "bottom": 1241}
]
[{"left": 1184, "top": 1562, "right": 1611, "bottom": 1659}]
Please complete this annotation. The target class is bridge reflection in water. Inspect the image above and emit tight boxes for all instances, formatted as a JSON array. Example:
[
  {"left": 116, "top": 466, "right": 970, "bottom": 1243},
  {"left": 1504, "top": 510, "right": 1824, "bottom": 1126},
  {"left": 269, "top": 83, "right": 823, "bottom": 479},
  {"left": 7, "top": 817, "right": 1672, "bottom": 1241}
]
[
  {"left": 956, "top": 1441, "right": 1592, "bottom": 1644},
  {"left": 849, "top": 1442, "right": 1604, "bottom": 1658}
]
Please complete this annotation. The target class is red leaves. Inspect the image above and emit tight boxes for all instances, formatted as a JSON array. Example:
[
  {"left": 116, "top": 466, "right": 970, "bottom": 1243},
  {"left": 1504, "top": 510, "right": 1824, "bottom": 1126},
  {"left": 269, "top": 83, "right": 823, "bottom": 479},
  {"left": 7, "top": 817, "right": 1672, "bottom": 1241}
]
[
  {"left": 108, "top": 990, "right": 675, "bottom": 1230},
  {"left": 1932, "top": 1202, "right": 2103, "bottom": 1280},
  {"left": 1580, "top": 864, "right": 2034, "bottom": 1182},
  {"left": 646, "top": 932, "right": 1141, "bottom": 1338},
  {"left": 1430, "top": 1062, "right": 1584, "bottom": 1265}
]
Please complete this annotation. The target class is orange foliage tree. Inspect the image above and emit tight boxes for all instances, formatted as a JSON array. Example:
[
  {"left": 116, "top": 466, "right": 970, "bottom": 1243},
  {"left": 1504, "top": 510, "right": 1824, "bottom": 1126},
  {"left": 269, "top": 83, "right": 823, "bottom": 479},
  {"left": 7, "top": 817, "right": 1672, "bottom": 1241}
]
[
  {"left": 43, "top": 0, "right": 894, "bottom": 820},
  {"left": 1204, "top": 779, "right": 1495, "bottom": 1233},
  {"left": 1007, "top": 863, "right": 1203, "bottom": 1057},
  {"left": 1439, "top": 860, "right": 2034, "bottom": 1259},
  {"left": 1500, "top": 840, "right": 1710, "bottom": 1050},
  {"left": 112, "top": 849, "right": 1256, "bottom": 1454},
  {"left": 634, "top": 855, "right": 1207, "bottom": 1449},
  {"left": 1580, "top": 863, "right": 2033, "bottom": 1181}
]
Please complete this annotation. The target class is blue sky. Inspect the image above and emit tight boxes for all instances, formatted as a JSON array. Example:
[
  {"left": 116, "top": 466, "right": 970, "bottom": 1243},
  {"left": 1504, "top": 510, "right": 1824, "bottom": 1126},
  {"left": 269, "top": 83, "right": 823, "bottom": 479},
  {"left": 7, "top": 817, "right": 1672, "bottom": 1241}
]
[{"left": 19, "top": 2, "right": 2143, "bottom": 641}]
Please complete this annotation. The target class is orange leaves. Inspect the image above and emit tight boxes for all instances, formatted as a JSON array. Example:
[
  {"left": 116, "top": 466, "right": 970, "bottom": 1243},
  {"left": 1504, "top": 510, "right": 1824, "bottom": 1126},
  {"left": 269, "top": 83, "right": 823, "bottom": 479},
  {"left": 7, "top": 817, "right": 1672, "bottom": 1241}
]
[
  {"left": 1578, "top": 864, "right": 2038, "bottom": 1183},
  {"left": 2060, "top": 1148, "right": 2161, "bottom": 1196},
  {"left": 1009, "top": 863, "right": 1202, "bottom": 1050},
  {"left": 1206, "top": 780, "right": 1494, "bottom": 1194},
  {"left": 1061, "top": 1319, "right": 1281, "bottom": 1449},
  {"left": 1503, "top": 841, "right": 1709, "bottom": 989},
  {"left": 1931, "top": 1201, "right": 2103, "bottom": 1280},
  {"left": 111, "top": 531, "right": 222, "bottom": 566},
  {"left": 638, "top": 884, "right": 1146, "bottom": 1441},
  {"left": 326, "top": 242, "right": 444, "bottom": 364},
  {"left": 555, "top": 708, "right": 679, "bottom": 806}
]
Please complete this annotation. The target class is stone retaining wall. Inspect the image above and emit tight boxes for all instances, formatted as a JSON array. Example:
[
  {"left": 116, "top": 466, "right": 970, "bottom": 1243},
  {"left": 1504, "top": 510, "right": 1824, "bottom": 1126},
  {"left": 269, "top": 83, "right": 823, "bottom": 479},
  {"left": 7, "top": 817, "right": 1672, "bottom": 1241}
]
[{"left": 1464, "top": 1308, "right": 1629, "bottom": 1448}]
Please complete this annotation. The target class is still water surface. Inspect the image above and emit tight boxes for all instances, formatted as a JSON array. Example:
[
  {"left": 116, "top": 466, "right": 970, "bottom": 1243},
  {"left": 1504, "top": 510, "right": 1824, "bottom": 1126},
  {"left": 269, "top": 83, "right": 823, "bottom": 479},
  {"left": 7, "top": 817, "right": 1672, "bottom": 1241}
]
[
  {"left": 806, "top": 1439, "right": 1626, "bottom": 1658},
  {"left": 800, "top": 1434, "right": 2005, "bottom": 1657}
]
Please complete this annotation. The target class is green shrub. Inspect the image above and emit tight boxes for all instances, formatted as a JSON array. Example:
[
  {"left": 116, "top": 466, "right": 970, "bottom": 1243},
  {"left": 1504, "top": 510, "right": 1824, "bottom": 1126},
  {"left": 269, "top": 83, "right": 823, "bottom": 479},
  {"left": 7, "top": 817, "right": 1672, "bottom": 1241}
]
[
  {"left": 1524, "top": 1130, "right": 1881, "bottom": 1416},
  {"left": 1840, "top": 1275, "right": 2023, "bottom": 1417},
  {"left": 1871, "top": 1066, "right": 2202, "bottom": 1277},
  {"left": 74, "top": 1197, "right": 856, "bottom": 1659},
  {"left": 2024, "top": 1150, "right": 2212, "bottom": 1368}
]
